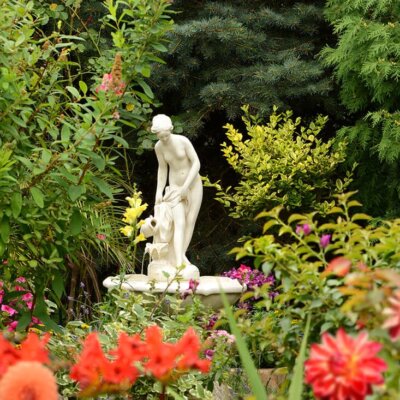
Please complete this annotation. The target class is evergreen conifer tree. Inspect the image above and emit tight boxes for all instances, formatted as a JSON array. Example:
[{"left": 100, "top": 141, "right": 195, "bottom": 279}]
[
  {"left": 321, "top": 0, "right": 400, "bottom": 216},
  {"left": 152, "top": 0, "right": 334, "bottom": 136}
]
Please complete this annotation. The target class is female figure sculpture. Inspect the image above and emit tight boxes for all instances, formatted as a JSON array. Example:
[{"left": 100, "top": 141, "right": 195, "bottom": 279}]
[{"left": 145, "top": 114, "right": 203, "bottom": 278}]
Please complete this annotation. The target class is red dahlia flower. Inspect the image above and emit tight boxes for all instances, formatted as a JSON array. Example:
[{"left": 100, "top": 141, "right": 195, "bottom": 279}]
[
  {"left": 305, "top": 329, "right": 387, "bottom": 400},
  {"left": 382, "top": 290, "right": 400, "bottom": 341}
]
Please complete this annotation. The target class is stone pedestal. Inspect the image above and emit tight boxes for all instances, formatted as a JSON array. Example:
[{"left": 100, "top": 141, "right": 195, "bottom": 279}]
[{"left": 103, "top": 274, "right": 244, "bottom": 310}]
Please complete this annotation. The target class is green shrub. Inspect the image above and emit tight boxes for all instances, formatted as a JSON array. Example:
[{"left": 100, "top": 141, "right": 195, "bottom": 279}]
[
  {"left": 230, "top": 192, "right": 400, "bottom": 376},
  {"left": 205, "top": 106, "right": 349, "bottom": 219},
  {"left": 0, "top": 0, "right": 172, "bottom": 330}
]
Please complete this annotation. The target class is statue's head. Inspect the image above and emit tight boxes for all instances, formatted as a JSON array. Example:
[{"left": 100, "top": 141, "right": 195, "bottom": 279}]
[{"left": 151, "top": 114, "right": 173, "bottom": 142}]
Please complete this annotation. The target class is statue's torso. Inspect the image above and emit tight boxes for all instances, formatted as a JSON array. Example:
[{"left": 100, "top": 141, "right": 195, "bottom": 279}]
[{"left": 160, "top": 135, "right": 198, "bottom": 188}]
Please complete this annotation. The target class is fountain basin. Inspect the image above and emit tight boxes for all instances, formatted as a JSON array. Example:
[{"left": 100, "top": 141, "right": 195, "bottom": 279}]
[{"left": 103, "top": 274, "right": 245, "bottom": 310}]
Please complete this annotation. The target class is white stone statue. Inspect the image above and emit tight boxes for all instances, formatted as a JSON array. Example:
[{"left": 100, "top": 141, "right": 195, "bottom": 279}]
[
  {"left": 140, "top": 114, "right": 203, "bottom": 281},
  {"left": 103, "top": 114, "right": 244, "bottom": 310}
]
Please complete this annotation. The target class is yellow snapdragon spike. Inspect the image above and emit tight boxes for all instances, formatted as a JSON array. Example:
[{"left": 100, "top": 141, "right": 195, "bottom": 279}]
[
  {"left": 126, "top": 196, "right": 142, "bottom": 208},
  {"left": 120, "top": 225, "right": 133, "bottom": 237},
  {"left": 136, "top": 219, "right": 145, "bottom": 228},
  {"left": 133, "top": 232, "right": 146, "bottom": 245},
  {"left": 122, "top": 204, "right": 148, "bottom": 224}
]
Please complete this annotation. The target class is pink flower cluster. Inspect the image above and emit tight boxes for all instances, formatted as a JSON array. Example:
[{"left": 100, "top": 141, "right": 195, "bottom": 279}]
[
  {"left": 0, "top": 278, "right": 41, "bottom": 331},
  {"left": 95, "top": 73, "right": 126, "bottom": 96},
  {"left": 223, "top": 264, "right": 275, "bottom": 291}
]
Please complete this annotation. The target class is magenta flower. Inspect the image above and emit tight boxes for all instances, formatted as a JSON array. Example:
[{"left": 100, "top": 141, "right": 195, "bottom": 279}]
[
  {"left": 205, "top": 314, "right": 219, "bottom": 330},
  {"left": 296, "top": 223, "right": 312, "bottom": 236},
  {"left": 96, "top": 233, "right": 106, "bottom": 241},
  {"left": 188, "top": 279, "right": 199, "bottom": 291},
  {"left": 0, "top": 290, "right": 3, "bottom": 304},
  {"left": 204, "top": 349, "right": 215, "bottom": 360},
  {"left": 31, "top": 317, "right": 41, "bottom": 325},
  {"left": 181, "top": 279, "right": 200, "bottom": 300},
  {"left": 1, "top": 305, "right": 17, "bottom": 316},
  {"left": 320, "top": 234, "right": 331, "bottom": 248},
  {"left": 6, "top": 321, "right": 18, "bottom": 332},
  {"left": 15, "top": 277, "right": 26, "bottom": 283},
  {"left": 21, "top": 293, "right": 33, "bottom": 302}
]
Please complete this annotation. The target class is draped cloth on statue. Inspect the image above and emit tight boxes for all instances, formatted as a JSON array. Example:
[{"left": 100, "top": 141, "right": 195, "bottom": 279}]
[{"left": 140, "top": 187, "right": 189, "bottom": 268}]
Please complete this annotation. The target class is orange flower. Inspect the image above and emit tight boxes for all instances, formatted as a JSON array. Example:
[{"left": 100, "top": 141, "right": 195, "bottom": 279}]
[
  {"left": 104, "top": 332, "right": 146, "bottom": 384},
  {"left": 382, "top": 290, "right": 400, "bottom": 341},
  {"left": 18, "top": 332, "right": 51, "bottom": 363},
  {"left": 70, "top": 327, "right": 211, "bottom": 395},
  {"left": 144, "top": 326, "right": 211, "bottom": 382},
  {"left": 0, "top": 361, "right": 58, "bottom": 400},
  {"left": 0, "top": 336, "right": 19, "bottom": 378},
  {"left": 0, "top": 332, "right": 50, "bottom": 379},
  {"left": 305, "top": 329, "right": 387, "bottom": 400},
  {"left": 70, "top": 333, "right": 110, "bottom": 395},
  {"left": 144, "top": 325, "right": 179, "bottom": 382},
  {"left": 176, "top": 327, "right": 211, "bottom": 373}
]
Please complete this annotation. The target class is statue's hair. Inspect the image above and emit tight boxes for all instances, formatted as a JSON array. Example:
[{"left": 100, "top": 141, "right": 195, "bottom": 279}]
[{"left": 151, "top": 114, "right": 173, "bottom": 132}]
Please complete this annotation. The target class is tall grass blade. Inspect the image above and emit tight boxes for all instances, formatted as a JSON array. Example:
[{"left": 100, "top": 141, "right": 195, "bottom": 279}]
[
  {"left": 221, "top": 290, "right": 268, "bottom": 400},
  {"left": 288, "top": 313, "right": 311, "bottom": 400}
]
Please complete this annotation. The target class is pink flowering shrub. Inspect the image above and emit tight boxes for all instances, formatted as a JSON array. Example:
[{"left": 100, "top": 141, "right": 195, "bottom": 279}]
[
  {"left": 0, "top": 278, "right": 41, "bottom": 331},
  {"left": 223, "top": 264, "right": 277, "bottom": 311}
]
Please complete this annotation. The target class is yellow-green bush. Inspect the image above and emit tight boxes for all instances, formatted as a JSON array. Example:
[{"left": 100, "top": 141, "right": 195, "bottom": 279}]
[{"left": 206, "top": 106, "right": 349, "bottom": 219}]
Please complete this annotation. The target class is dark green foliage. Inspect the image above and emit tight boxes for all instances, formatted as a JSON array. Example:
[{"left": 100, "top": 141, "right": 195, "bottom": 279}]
[
  {"left": 152, "top": 0, "right": 333, "bottom": 136},
  {"left": 321, "top": 0, "right": 400, "bottom": 215}
]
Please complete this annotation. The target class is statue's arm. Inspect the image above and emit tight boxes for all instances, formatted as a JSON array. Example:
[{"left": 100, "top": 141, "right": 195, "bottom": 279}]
[
  {"left": 181, "top": 137, "right": 201, "bottom": 194},
  {"left": 155, "top": 143, "right": 168, "bottom": 204}
]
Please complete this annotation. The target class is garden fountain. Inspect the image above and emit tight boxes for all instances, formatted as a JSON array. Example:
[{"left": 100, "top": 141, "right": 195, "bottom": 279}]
[{"left": 103, "top": 114, "right": 244, "bottom": 309}]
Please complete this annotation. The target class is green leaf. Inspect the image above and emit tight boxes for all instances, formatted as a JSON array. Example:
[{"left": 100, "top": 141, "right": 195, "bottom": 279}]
[
  {"left": 288, "top": 314, "right": 311, "bottom": 400},
  {"left": 137, "top": 78, "right": 154, "bottom": 99},
  {"left": 66, "top": 85, "right": 81, "bottom": 99},
  {"left": 16, "top": 311, "right": 32, "bottom": 331},
  {"left": 135, "top": 64, "right": 151, "bottom": 78},
  {"left": 111, "top": 134, "right": 129, "bottom": 148},
  {"left": 0, "top": 217, "right": 10, "bottom": 243},
  {"left": 30, "top": 187, "right": 44, "bottom": 208},
  {"left": 151, "top": 43, "right": 168, "bottom": 52},
  {"left": 61, "top": 124, "right": 71, "bottom": 144},
  {"left": 68, "top": 184, "right": 86, "bottom": 202},
  {"left": 52, "top": 272, "right": 65, "bottom": 300},
  {"left": 221, "top": 290, "right": 268, "bottom": 400},
  {"left": 33, "top": 295, "right": 62, "bottom": 333},
  {"left": 79, "top": 80, "right": 88, "bottom": 95},
  {"left": 11, "top": 192, "right": 22, "bottom": 218},
  {"left": 92, "top": 177, "right": 114, "bottom": 199},
  {"left": 69, "top": 208, "right": 83, "bottom": 235}
]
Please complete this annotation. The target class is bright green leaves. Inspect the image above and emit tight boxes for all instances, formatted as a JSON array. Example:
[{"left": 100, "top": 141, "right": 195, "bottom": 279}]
[{"left": 212, "top": 106, "right": 348, "bottom": 219}]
